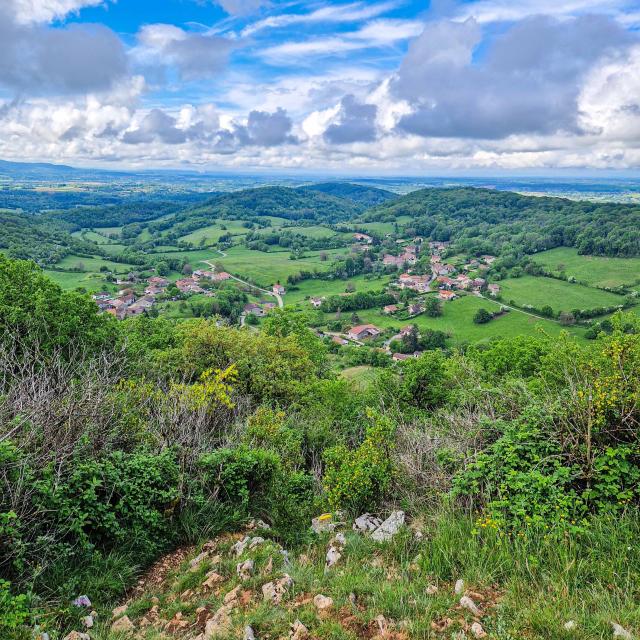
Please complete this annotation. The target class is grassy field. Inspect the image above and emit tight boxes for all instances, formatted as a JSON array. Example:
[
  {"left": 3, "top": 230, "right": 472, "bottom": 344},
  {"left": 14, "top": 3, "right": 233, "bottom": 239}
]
[
  {"left": 348, "top": 294, "right": 584, "bottom": 345},
  {"left": 532, "top": 247, "right": 640, "bottom": 289},
  {"left": 284, "top": 274, "right": 393, "bottom": 306},
  {"left": 498, "top": 275, "right": 625, "bottom": 312},
  {"left": 178, "top": 220, "right": 252, "bottom": 244},
  {"left": 340, "top": 365, "right": 379, "bottom": 389}
]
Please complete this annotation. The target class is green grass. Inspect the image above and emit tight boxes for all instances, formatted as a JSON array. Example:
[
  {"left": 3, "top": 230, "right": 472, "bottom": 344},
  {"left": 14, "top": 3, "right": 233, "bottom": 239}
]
[
  {"left": 178, "top": 221, "right": 252, "bottom": 244},
  {"left": 532, "top": 247, "right": 640, "bottom": 289},
  {"left": 340, "top": 365, "right": 379, "bottom": 389},
  {"left": 351, "top": 294, "right": 584, "bottom": 345},
  {"left": 285, "top": 274, "right": 393, "bottom": 306},
  {"left": 498, "top": 275, "right": 625, "bottom": 313}
]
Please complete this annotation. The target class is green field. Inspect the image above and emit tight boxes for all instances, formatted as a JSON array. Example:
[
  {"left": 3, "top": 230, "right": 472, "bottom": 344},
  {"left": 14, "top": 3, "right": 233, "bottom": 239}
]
[
  {"left": 178, "top": 220, "right": 254, "bottom": 244},
  {"left": 284, "top": 274, "right": 393, "bottom": 306},
  {"left": 348, "top": 294, "right": 584, "bottom": 345},
  {"left": 532, "top": 247, "right": 640, "bottom": 289},
  {"left": 498, "top": 275, "right": 625, "bottom": 312}
]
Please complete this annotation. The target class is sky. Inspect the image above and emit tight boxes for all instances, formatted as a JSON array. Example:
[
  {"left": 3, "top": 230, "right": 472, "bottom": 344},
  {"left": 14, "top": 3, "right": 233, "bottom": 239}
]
[{"left": 0, "top": 0, "right": 639, "bottom": 174}]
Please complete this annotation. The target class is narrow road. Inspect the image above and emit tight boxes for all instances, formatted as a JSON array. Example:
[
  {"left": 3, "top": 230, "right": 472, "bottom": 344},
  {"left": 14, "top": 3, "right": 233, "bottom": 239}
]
[
  {"left": 202, "top": 259, "right": 284, "bottom": 309},
  {"left": 475, "top": 292, "right": 560, "bottom": 324}
]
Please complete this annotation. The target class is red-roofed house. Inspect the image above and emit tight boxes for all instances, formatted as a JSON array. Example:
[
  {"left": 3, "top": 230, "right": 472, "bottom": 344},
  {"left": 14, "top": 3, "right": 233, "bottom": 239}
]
[{"left": 347, "top": 324, "right": 381, "bottom": 341}]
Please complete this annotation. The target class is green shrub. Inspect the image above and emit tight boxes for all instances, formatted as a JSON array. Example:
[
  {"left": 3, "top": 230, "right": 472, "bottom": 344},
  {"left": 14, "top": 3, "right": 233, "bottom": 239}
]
[
  {"left": 323, "top": 410, "right": 396, "bottom": 513},
  {"left": 0, "top": 581, "right": 29, "bottom": 635}
]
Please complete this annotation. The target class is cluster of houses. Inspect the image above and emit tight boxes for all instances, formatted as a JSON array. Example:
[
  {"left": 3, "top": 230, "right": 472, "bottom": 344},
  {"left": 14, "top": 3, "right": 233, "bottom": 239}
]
[
  {"left": 244, "top": 284, "right": 285, "bottom": 317},
  {"left": 382, "top": 243, "right": 420, "bottom": 268},
  {"left": 92, "top": 274, "right": 171, "bottom": 319},
  {"left": 175, "top": 269, "right": 231, "bottom": 294}
]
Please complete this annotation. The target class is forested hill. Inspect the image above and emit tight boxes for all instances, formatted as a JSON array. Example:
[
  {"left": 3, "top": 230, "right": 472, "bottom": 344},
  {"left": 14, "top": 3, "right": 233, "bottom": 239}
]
[
  {"left": 300, "top": 181, "right": 397, "bottom": 207},
  {"left": 363, "top": 187, "right": 640, "bottom": 257}
]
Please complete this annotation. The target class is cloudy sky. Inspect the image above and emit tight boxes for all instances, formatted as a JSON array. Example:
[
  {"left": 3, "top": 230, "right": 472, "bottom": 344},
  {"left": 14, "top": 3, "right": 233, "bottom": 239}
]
[{"left": 1, "top": 0, "right": 639, "bottom": 174}]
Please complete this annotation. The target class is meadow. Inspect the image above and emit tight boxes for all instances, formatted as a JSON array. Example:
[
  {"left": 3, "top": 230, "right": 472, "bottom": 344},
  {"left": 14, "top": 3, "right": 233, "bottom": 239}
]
[
  {"left": 498, "top": 275, "right": 625, "bottom": 312},
  {"left": 284, "top": 273, "right": 394, "bottom": 306},
  {"left": 532, "top": 247, "right": 640, "bottom": 289}
]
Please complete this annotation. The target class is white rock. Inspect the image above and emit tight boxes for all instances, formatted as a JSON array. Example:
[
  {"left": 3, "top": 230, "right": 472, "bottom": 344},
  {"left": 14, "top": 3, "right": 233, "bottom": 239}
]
[
  {"left": 290, "top": 619, "right": 309, "bottom": 640},
  {"left": 353, "top": 513, "right": 382, "bottom": 533},
  {"left": 333, "top": 532, "right": 347, "bottom": 546},
  {"left": 262, "top": 574, "right": 293, "bottom": 604},
  {"left": 471, "top": 621, "right": 487, "bottom": 638},
  {"left": 110, "top": 615, "right": 134, "bottom": 634},
  {"left": 189, "top": 550, "right": 210, "bottom": 569},
  {"left": 62, "top": 633, "right": 90, "bottom": 640},
  {"left": 325, "top": 545, "right": 342, "bottom": 568},
  {"left": 204, "top": 605, "right": 232, "bottom": 639},
  {"left": 564, "top": 621, "right": 577, "bottom": 631},
  {"left": 244, "top": 625, "right": 256, "bottom": 640},
  {"left": 371, "top": 511, "right": 405, "bottom": 542},
  {"left": 312, "top": 514, "right": 336, "bottom": 534},
  {"left": 249, "top": 536, "right": 265, "bottom": 549},
  {"left": 82, "top": 615, "right": 94, "bottom": 629},
  {"left": 612, "top": 623, "right": 634, "bottom": 639},
  {"left": 454, "top": 579, "right": 465, "bottom": 595},
  {"left": 231, "top": 536, "right": 251, "bottom": 556},
  {"left": 313, "top": 594, "right": 334, "bottom": 611},
  {"left": 237, "top": 559, "right": 254, "bottom": 581},
  {"left": 460, "top": 595, "right": 480, "bottom": 616}
]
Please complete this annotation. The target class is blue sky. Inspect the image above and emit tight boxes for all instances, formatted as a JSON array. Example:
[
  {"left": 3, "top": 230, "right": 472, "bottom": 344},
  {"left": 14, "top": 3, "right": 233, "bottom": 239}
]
[{"left": 0, "top": 0, "right": 639, "bottom": 173}]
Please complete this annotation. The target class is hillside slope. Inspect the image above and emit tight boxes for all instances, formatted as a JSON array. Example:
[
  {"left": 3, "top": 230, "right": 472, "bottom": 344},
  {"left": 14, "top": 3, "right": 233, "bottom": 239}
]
[{"left": 300, "top": 183, "right": 397, "bottom": 208}]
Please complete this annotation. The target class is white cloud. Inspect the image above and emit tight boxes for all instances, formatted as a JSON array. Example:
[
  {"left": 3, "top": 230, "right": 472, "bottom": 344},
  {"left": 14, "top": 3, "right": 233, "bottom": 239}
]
[
  {"left": 262, "top": 19, "right": 423, "bottom": 62},
  {"left": 10, "top": 0, "right": 108, "bottom": 24},
  {"left": 241, "top": 1, "right": 400, "bottom": 37}
]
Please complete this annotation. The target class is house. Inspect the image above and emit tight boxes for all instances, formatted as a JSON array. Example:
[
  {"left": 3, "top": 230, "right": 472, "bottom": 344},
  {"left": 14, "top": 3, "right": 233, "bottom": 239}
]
[
  {"left": 472, "top": 278, "right": 486, "bottom": 290},
  {"left": 383, "top": 254, "right": 404, "bottom": 267},
  {"left": 383, "top": 304, "right": 400, "bottom": 314},
  {"left": 332, "top": 336, "right": 348, "bottom": 346},
  {"left": 347, "top": 324, "right": 381, "bottom": 341},
  {"left": 408, "top": 303, "right": 424, "bottom": 316},
  {"left": 244, "top": 303, "right": 265, "bottom": 317},
  {"left": 487, "top": 283, "right": 501, "bottom": 296},
  {"left": 436, "top": 264, "right": 456, "bottom": 276},
  {"left": 273, "top": 284, "right": 286, "bottom": 295},
  {"left": 145, "top": 285, "right": 164, "bottom": 296},
  {"left": 262, "top": 301, "right": 277, "bottom": 311},
  {"left": 481, "top": 255, "right": 497, "bottom": 264},
  {"left": 392, "top": 353, "right": 412, "bottom": 361},
  {"left": 399, "top": 325, "right": 414, "bottom": 337},
  {"left": 439, "top": 290, "right": 457, "bottom": 301},
  {"left": 118, "top": 293, "right": 136, "bottom": 306},
  {"left": 436, "top": 276, "right": 456, "bottom": 289},
  {"left": 106, "top": 307, "right": 127, "bottom": 320},
  {"left": 455, "top": 275, "right": 472, "bottom": 290},
  {"left": 176, "top": 278, "right": 204, "bottom": 293},
  {"left": 147, "top": 276, "right": 169, "bottom": 287},
  {"left": 92, "top": 292, "right": 111, "bottom": 301},
  {"left": 353, "top": 233, "right": 373, "bottom": 244},
  {"left": 398, "top": 273, "right": 431, "bottom": 292},
  {"left": 213, "top": 272, "right": 231, "bottom": 281},
  {"left": 310, "top": 297, "right": 325, "bottom": 309}
]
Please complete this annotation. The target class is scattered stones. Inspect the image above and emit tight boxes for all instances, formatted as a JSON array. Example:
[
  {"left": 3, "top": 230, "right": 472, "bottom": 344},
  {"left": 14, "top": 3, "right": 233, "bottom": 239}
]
[
  {"left": 203, "top": 605, "right": 232, "bottom": 639},
  {"left": 244, "top": 626, "right": 256, "bottom": 640},
  {"left": 111, "top": 615, "right": 134, "bottom": 634},
  {"left": 112, "top": 604, "right": 128, "bottom": 619},
  {"left": 348, "top": 592, "right": 357, "bottom": 605},
  {"left": 248, "top": 518, "right": 271, "bottom": 531},
  {"left": 290, "top": 619, "right": 309, "bottom": 640},
  {"left": 612, "top": 623, "right": 634, "bottom": 639},
  {"left": 313, "top": 594, "right": 334, "bottom": 611},
  {"left": 471, "top": 621, "right": 487, "bottom": 638},
  {"left": 371, "top": 511, "right": 405, "bottom": 542},
  {"left": 166, "top": 612, "right": 190, "bottom": 633},
  {"left": 262, "top": 574, "right": 293, "bottom": 604},
  {"left": 224, "top": 585, "right": 242, "bottom": 605},
  {"left": 237, "top": 559, "right": 255, "bottom": 581},
  {"left": 426, "top": 584, "right": 439, "bottom": 595},
  {"left": 249, "top": 536, "right": 265, "bottom": 549},
  {"left": 333, "top": 532, "right": 347, "bottom": 546},
  {"left": 353, "top": 513, "right": 383, "bottom": 533},
  {"left": 195, "top": 606, "right": 210, "bottom": 629},
  {"left": 460, "top": 595, "right": 480, "bottom": 616},
  {"left": 454, "top": 579, "right": 465, "bottom": 595},
  {"left": 312, "top": 513, "right": 336, "bottom": 534},
  {"left": 564, "top": 621, "right": 577, "bottom": 631}
]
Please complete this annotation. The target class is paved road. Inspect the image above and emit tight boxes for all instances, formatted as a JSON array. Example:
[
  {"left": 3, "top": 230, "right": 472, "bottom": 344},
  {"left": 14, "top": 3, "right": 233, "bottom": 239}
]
[{"left": 201, "top": 258, "right": 284, "bottom": 309}]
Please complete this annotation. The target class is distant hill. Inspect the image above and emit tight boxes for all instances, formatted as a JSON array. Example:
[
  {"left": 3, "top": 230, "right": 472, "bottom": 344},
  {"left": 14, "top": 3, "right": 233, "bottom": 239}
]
[
  {"left": 364, "top": 187, "right": 640, "bottom": 257},
  {"left": 300, "top": 182, "right": 397, "bottom": 207}
]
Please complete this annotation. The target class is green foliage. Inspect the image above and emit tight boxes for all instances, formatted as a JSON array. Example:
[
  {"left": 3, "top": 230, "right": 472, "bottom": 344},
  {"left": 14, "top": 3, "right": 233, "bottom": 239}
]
[
  {"left": 0, "top": 581, "right": 29, "bottom": 634},
  {"left": 244, "top": 407, "right": 304, "bottom": 469},
  {"left": 323, "top": 410, "right": 396, "bottom": 513},
  {"left": 399, "top": 351, "right": 450, "bottom": 409},
  {"left": 473, "top": 307, "right": 493, "bottom": 324}
]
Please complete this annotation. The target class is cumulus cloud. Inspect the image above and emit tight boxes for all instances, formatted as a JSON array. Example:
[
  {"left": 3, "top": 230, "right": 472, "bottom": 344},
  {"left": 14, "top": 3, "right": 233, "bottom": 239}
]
[
  {"left": 214, "top": 0, "right": 266, "bottom": 16},
  {"left": 0, "top": 7, "right": 127, "bottom": 95},
  {"left": 393, "top": 14, "right": 636, "bottom": 140},
  {"left": 9, "top": 0, "right": 108, "bottom": 24},
  {"left": 234, "top": 108, "right": 297, "bottom": 146},
  {"left": 324, "top": 95, "right": 378, "bottom": 144},
  {"left": 136, "top": 24, "right": 235, "bottom": 81}
]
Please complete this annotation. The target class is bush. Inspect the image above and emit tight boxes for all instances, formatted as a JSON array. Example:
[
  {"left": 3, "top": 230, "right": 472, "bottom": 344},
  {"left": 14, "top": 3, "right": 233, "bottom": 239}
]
[
  {"left": 473, "top": 308, "right": 493, "bottom": 324},
  {"left": 0, "top": 580, "right": 29, "bottom": 637},
  {"left": 323, "top": 410, "right": 396, "bottom": 513}
]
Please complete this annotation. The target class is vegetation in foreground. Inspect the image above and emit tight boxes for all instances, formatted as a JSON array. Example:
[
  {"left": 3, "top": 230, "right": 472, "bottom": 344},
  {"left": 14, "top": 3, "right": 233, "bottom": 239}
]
[{"left": 1, "top": 255, "right": 639, "bottom": 639}]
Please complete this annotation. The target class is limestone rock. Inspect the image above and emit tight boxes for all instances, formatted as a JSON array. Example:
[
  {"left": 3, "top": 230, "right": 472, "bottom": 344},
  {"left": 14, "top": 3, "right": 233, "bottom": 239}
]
[
  {"left": 353, "top": 513, "right": 382, "bottom": 533},
  {"left": 111, "top": 615, "right": 134, "bottom": 634},
  {"left": 62, "top": 633, "right": 90, "bottom": 640},
  {"left": 202, "top": 570, "right": 224, "bottom": 590},
  {"left": 460, "top": 596, "right": 480, "bottom": 616},
  {"left": 426, "top": 584, "right": 439, "bottom": 595},
  {"left": 112, "top": 604, "right": 128, "bottom": 619},
  {"left": 371, "top": 511, "right": 405, "bottom": 542},
  {"left": 224, "top": 585, "right": 242, "bottom": 605},
  {"left": 471, "top": 622, "right": 487, "bottom": 638},
  {"left": 249, "top": 536, "right": 265, "bottom": 549},
  {"left": 244, "top": 626, "right": 256, "bottom": 640},
  {"left": 262, "top": 574, "right": 293, "bottom": 604},
  {"left": 237, "top": 559, "right": 254, "bottom": 581},
  {"left": 454, "top": 579, "right": 465, "bottom": 595},
  {"left": 81, "top": 615, "right": 94, "bottom": 629},
  {"left": 313, "top": 594, "right": 334, "bottom": 611},
  {"left": 204, "top": 605, "right": 232, "bottom": 639},
  {"left": 325, "top": 545, "right": 342, "bottom": 569},
  {"left": 231, "top": 537, "right": 251, "bottom": 556},
  {"left": 312, "top": 513, "right": 336, "bottom": 534},
  {"left": 290, "top": 619, "right": 309, "bottom": 640},
  {"left": 189, "top": 550, "right": 210, "bottom": 570},
  {"left": 564, "top": 621, "right": 576, "bottom": 631},
  {"left": 612, "top": 623, "right": 633, "bottom": 639}
]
